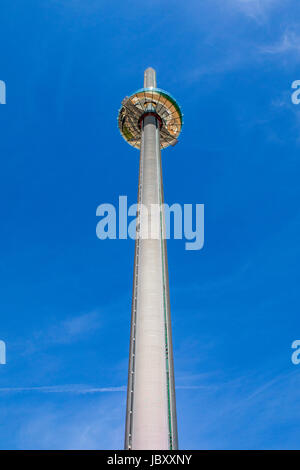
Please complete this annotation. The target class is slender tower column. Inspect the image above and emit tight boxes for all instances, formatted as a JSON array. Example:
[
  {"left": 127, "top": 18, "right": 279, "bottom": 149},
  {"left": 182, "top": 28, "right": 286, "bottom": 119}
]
[{"left": 119, "top": 68, "right": 182, "bottom": 450}]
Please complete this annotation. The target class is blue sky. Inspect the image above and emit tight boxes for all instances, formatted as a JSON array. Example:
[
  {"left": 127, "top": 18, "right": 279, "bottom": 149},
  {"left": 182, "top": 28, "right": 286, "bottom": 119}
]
[{"left": 0, "top": 0, "right": 300, "bottom": 449}]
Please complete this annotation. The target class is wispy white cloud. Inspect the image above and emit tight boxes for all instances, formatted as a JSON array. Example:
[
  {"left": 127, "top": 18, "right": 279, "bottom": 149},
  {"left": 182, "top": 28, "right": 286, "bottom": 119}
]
[
  {"left": 16, "top": 394, "right": 126, "bottom": 450},
  {"left": 184, "top": 0, "right": 297, "bottom": 81},
  {"left": 260, "top": 31, "right": 300, "bottom": 56},
  {"left": 19, "top": 311, "right": 102, "bottom": 357},
  {"left": 45, "top": 311, "right": 101, "bottom": 345},
  {"left": 0, "top": 384, "right": 126, "bottom": 394},
  {"left": 178, "top": 369, "right": 300, "bottom": 449},
  {"left": 231, "top": 0, "right": 283, "bottom": 21},
  {"left": 0, "top": 383, "right": 211, "bottom": 394}
]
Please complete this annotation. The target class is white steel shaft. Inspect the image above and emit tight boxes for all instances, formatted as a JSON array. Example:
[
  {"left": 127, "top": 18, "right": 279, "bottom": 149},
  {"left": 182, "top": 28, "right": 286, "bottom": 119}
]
[{"left": 125, "top": 68, "right": 178, "bottom": 450}]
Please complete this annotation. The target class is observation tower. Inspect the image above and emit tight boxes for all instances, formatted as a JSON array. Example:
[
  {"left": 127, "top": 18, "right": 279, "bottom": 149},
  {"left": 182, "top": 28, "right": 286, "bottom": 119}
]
[{"left": 118, "top": 68, "right": 183, "bottom": 450}]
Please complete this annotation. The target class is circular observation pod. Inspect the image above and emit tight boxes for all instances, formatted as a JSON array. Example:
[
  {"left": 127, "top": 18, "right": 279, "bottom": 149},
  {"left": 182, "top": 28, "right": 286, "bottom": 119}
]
[{"left": 118, "top": 88, "right": 183, "bottom": 150}]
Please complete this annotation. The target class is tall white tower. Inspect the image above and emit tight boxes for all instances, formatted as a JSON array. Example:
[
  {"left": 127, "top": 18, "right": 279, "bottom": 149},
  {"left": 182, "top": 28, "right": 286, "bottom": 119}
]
[{"left": 118, "top": 68, "right": 183, "bottom": 450}]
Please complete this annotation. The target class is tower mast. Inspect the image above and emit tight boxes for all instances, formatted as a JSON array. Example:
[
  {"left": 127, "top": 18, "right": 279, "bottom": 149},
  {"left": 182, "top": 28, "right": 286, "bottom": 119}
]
[{"left": 118, "top": 68, "right": 183, "bottom": 450}]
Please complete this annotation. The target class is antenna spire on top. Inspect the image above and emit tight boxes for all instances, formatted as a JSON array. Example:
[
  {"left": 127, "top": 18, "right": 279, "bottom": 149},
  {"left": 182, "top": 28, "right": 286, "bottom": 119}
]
[{"left": 144, "top": 67, "right": 157, "bottom": 88}]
